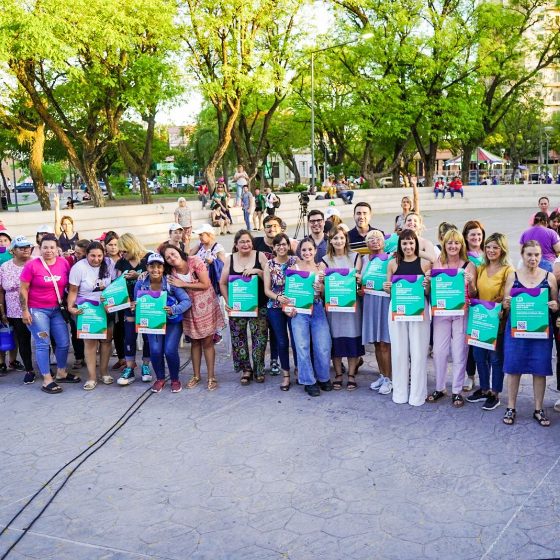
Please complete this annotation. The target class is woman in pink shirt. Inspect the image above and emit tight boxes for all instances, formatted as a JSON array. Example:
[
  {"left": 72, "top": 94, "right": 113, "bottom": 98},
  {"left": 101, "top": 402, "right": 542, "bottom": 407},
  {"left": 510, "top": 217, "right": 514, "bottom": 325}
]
[{"left": 20, "top": 234, "right": 74, "bottom": 394}]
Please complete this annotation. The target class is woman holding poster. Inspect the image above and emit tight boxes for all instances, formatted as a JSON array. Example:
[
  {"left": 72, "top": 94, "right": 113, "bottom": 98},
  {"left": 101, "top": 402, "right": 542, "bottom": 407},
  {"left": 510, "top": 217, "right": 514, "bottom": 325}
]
[
  {"left": 67, "top": 241, "right": 116, "bottom": 390},
  {"left": 427, "top": 230, "right": 477, "bottom": 408},
  {"left": 132, "top": 253, "right": 191, "bottom": 394},
  {"left": 286, "top": 238, "right": 332, "bottom": 397},
  {"left": 360, "top": 230, "right": 392, "bottom": 395},
  {"left": 466, "top": 233, "right": 514, "bottom": 411},
  {"left": 384, "top": 230, "right": 432, "bottom": 407},
  {"left": 321, "top": 225, "right": 363, "bottom": 391},
  {"left": 502, "top": 241, "right": 558, "bottom": 426},
  {"left": 162, "top": 245, "right": 224, "bottom": 391},
  {"left": 219, "top": 230, "right": 268, "bottom": 385}
]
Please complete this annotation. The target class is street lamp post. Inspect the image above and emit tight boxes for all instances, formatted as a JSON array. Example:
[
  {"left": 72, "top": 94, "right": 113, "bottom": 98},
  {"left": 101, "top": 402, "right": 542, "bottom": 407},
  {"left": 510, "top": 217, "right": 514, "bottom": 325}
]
[{"left": 11, "top": 157, "right": 19, "bottom": 213}]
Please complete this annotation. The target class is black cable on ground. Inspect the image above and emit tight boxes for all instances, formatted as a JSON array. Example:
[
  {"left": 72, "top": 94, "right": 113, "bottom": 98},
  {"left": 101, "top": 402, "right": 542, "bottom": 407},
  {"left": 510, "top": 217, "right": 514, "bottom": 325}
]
[{"left": 0, "top": 385, "right": 155, "bottom": 559}]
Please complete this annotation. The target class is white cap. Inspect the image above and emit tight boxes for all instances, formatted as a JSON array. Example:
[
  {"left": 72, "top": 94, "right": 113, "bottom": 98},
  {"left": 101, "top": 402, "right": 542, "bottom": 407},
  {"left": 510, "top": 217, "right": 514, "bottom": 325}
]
[
  {"left": 325, "top": 207, "right": 341, "bottom": 219},
  {"left": 37, "top": 224, "right": 55, "bottom": 234},
  {"left": 168, "top": 223, "right": 184, "bottom": 231},
  {"left": 192, "top": 223, "right": 215, "bottom": 235},
  {"left": 147, "top": 252, "right": 165, "bottom": 264}
]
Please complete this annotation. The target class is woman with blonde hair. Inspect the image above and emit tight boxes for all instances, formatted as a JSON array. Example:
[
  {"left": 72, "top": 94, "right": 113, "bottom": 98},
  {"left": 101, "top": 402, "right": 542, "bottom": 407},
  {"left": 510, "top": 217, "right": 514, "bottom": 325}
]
[
  {"left": 114, "top": 233, "right": 152, "bottom": 386},
  {"left": 404, "top": 212, "right": 436, "bottom": 262},
  {"left": 427, "top": 229, "right": 477, "bottom": 407},
  {"left": 54, "top": 193, "right": 79, "bottom": 254},
  {"left": 321, "top": 225, "right": 363, "bottom": 390},
  {"left": 174, "top": 197, "right": 192, "bottom": 244}
]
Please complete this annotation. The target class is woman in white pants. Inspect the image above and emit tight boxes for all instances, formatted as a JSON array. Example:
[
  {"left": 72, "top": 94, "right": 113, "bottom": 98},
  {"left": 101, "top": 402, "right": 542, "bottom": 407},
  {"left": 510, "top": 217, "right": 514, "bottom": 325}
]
[{"left": 384, "top": 230, "right": 432, "bottom": 406}]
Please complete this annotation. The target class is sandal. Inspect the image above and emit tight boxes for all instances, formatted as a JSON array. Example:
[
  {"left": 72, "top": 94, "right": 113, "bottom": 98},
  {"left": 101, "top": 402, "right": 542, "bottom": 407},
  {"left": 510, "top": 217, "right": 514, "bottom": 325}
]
[
  {"left": 533, "top": 409, "right": 551, "bottom": 427},
  {"left": 41, "top": 381, "right": 62, "bottom": 394},
  {"left": 347, "top": 375, "right": 357, "bottom": 391},
  {"left": 100, "top": 375, "right": 114, "bottom": 385},
  {"left": 280, "top": 373, "right": 291, "bottom": 392},
  {"left": 240, "top": 371, "right": 253, "bottom": 385},
  {"left": 186, "top": 375, "right": 201, "bottom": 389},
  {"left": 451, "top": 394, "right": 464, "bottom": 408},
  {"left": 207, "top": 378, "right": 218, "bottom": 391},
  {"left": 83, "top": 380, "right": 97, "bottom": 391},
  {"left": 332, "top": 374, "right": 343, "bottom": 391},
  {"left": 254, "top": 373, "right": 265, "bottom": 383},
  {"left": 427, "top": 390, "right": 446, "bottom": 403},
  {"left": 55, "top": 373, "right": 81, "bottom": 384},
  {"left": 503, "top": 408, "right": 516, "bottom": 425},
  {"left": 356, "top": 356, "right": 364, "bottom": 372}
]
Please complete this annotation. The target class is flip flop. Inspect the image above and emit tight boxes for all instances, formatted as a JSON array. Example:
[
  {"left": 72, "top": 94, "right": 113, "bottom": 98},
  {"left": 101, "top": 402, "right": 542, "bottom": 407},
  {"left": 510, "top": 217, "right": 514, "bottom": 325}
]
[
  {"left": 41, "top": 382, "right": 63, "bottom": 394},
  {"left": 55, "top": 373, "right": 81, "bottom": 384},
  {"left": 83, "top": 380, "right": 97, "bottom": 391}
]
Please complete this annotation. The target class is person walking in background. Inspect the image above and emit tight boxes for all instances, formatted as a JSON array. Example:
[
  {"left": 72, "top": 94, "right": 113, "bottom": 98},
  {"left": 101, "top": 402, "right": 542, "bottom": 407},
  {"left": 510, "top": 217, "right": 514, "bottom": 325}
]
[
  {"left": 241, "top": 185, "right": 253, "bottom": 230},
  {"left": 253, "top": 187, "right": 266, "bottom": 231}
]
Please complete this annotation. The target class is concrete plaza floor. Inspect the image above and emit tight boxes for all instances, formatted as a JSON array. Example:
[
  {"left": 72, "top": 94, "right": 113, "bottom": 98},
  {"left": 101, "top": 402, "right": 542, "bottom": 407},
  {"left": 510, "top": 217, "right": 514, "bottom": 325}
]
[{"left": 1, "top": 206, "right": 560, "bottom": 560}]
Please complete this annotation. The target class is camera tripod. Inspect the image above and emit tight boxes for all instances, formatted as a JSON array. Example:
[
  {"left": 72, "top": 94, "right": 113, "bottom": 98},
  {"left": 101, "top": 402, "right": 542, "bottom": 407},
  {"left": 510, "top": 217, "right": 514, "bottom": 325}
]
[{"left": 294, "top": 204, "right": 308, "bottom": 238}]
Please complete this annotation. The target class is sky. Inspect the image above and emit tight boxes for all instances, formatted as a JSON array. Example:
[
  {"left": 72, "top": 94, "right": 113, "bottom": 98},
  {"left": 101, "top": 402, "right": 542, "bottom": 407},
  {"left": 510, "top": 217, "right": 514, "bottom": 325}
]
[{"left": 156, "top": 1, "right": 334, "bottom": 126}]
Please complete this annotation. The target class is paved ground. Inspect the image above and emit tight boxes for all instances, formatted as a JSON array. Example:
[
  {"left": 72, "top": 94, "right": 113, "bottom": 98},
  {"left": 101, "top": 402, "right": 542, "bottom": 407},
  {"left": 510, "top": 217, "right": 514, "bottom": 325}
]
[{"left": 1, "top": 206, "right": 560, "bottom": 560}]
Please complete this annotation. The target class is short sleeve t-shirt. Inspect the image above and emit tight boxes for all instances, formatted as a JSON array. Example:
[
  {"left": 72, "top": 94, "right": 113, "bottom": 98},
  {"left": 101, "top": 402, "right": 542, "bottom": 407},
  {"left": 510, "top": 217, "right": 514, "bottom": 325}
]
[
  {"left": 0, "top": 259, "right": 26, "bottom": 317},
  {"left": 20, "top": 257, "right": 70, "bottom": 308},
  {"left": 115, "top": 255, "right": 148, "bottom": 298},
  {"left": 519, "top": 226, "right": 560, "bottom": 263},
  {"left": 69, "top": 258, "right": 116, "bottom": 302}
]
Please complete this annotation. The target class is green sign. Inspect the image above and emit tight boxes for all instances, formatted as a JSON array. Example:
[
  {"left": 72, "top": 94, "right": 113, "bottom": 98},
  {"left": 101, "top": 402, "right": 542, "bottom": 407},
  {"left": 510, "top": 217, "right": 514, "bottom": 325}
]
[
  {"left": 284, "top": 269, "right": 315, "bottom": 315},
  {"left": 510, "top": 287, "right": 549, "bottom": 339},
  {"left": 135, "top": 290, "right": 167, "bottom": 334},
  {"left": 228, "top": 275, "right": 259, "bottom": 317},
  {"left": 362, "top": 254, "right": 390, "bottom": 297},
  {"left": 156, "top": 162, "right": 176, "bottom": 171},
  {"left": 384, "top": 233, "right": 398, "bottom": 254},
  {"left": 391, "top": 274, "right": 426, "bottom": 321},
  {"left": 430, "top": 268, "right": 466, "bottom": 316},
  {"left": 102, "top": 275, "right": 130, "bottom": 313},
  {"left": 466, "top": 300, "right": 502, "bottom": 350},
  {"left": 467, "top": 251, "right": 484, "bottom": 268},
  {"left": 324, "top": 268, "right": 356, "bottom": 313},
  {"left": 77, "top": 298, "right": 108, "bottom": 339}
]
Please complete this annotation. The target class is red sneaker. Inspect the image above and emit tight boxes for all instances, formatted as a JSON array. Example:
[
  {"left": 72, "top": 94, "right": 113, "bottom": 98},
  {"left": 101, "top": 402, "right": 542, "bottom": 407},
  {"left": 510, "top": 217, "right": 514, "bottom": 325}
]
[
  {"left": 151, "top": 379, "right": 165, "bottom": 393},
  {"left": 171, "top": 380, "right": 182, "bottom": 393}
]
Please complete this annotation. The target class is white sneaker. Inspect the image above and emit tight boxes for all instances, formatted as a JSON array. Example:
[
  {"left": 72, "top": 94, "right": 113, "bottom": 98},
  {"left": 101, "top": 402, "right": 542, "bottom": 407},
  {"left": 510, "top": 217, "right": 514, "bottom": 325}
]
[
  {"left": 378, "top": 378, "right": 393, "bottom": 395},
  {"left": 141, "top": 364, "right": 153, "bottom": 383},
  {"left": 554, "top": 399, "right": 560, "bottom": 413},
  {"left": 370, "top": 374, "right": 385, "bottom": 391}
]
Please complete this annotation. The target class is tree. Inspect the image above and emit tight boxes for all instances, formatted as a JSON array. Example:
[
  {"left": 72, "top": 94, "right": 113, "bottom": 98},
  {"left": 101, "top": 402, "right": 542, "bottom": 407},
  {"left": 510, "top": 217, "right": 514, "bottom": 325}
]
[{"left": 0, "top": 0, "right": 180, "bottom": 207}]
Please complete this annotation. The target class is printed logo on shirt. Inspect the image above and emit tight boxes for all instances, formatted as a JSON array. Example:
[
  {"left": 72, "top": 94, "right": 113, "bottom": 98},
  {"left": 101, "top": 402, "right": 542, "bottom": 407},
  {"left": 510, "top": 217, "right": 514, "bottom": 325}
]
[{"left": 43, "top": 275, "right": 61, "bottom": 283}]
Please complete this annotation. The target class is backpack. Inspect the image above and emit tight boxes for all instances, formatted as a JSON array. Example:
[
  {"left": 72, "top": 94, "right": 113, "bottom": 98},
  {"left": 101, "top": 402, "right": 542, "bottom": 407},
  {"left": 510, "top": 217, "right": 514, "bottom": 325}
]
[
  {"left": 203, "top": 243, "right": 224, "bottom": 295},
  {"left": 272, "top": 194, "right": 281, "bottom": 208}
]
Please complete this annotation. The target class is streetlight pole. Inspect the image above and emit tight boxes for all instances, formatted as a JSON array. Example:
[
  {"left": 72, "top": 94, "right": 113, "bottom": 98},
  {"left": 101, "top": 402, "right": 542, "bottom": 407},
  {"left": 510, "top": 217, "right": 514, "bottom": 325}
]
[
  {"left": 310, "top": 51, "right": 316, "bottom": 194},
  {"left": 11, "top": 157, "right": 19, "bottom": 213}
]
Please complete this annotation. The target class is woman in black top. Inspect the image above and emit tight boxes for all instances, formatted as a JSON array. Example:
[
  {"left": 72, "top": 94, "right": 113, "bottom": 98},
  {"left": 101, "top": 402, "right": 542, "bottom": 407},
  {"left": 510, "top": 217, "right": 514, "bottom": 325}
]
[{"left": 219, "top": 230, "right": 269, "bottom": 384}]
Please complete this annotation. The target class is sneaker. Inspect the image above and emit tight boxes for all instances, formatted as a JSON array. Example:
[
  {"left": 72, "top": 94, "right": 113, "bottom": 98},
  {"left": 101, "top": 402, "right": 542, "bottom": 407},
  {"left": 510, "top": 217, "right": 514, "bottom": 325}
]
[
  {"left": 378, "top": 378, "right": 393, "bottom": 395},
  {"left": 0, "top": 363, "right": 7, "bottom": 376},
  {"left": 141, "top": 364, "right": 153, "bottom": 382},
  {"left": 270, "top": 360, "right": 280, "bottom": 376},
  {"left": 482, "top": 395, "right": 501, "bottom": 411},
  {"left": 72, "top": 360, "right": 84, "bottom": 370},
  {"left": 151, "top": 379, "right": 166, "bottom": 393},
  {"left": 370, "top": 374, "right": 385, "bottom": 391},
  {"left": 466, "top": 389, "right": 488, "bottom": 403},
  {"left": 463, "top": 377, "right": 474, "bottom": 391},
  {"left": 554, "top": 399, "right": 560, "bottom": 413},
  {"left": 171, "top": 380, "right": 182, "bottom": 393},
  {"left": 23, "top": 371, "right": 36, "bottom": 384},
  {"left": 9, "top": 360, "right": 25, "bottom": 371},
  {"left": 318, "top": 380, "right": 333, "bottom": 392},
  {"left": 117, "top": 367, "right": 135, "bottom": 386},
  {"left": 304, "top": 383, "right": 320, "bottom": 397}
]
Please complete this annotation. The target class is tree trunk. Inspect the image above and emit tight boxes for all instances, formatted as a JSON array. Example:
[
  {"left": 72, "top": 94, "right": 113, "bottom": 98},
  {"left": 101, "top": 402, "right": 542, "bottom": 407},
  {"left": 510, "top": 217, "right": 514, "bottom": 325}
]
[
  {"left": 0, "top": 167, "right": 11, "bottom": 206},
  {"left": 82, "top": 161, "right": 105, "bottom": 207},
  {"left": 29, "top": 123, "right": 50, "bottom": 210},
  {"left": 279, "top": 152, "right": 301, "bottom": 185},
  {"left": 461, "top": 144, "right": 475, "bottom": 185},
  {"left": 138, "top": 176, "right": 152, "bottom": 205}
]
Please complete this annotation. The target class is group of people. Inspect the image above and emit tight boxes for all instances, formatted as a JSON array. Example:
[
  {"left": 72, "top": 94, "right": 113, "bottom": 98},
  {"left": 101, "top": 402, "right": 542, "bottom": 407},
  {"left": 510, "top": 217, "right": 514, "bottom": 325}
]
[{"left": 2, "top": 188, "right": 560, "bottom": 428}]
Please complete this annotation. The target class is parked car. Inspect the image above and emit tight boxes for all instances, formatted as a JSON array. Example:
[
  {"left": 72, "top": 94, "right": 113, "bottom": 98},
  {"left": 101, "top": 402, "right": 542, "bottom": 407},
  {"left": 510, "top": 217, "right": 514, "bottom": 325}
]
[
  {"left": 14, "top": 182, "right": 34, "bottom": 193},
  {"left": 378, "top": 176, "right": 402, "bottom": 188},
  {"left": 171, "top": 182, "right": 194, "bottom": 193},
  {"left": 79, "top": 181, "right": 108, "bottom": 196}
]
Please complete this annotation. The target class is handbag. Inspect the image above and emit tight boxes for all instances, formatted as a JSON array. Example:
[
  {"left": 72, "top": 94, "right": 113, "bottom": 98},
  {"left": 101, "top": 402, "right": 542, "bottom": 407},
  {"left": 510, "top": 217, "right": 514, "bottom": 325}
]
[{"left": 40, "top": 257, "right": 70, "bottom": 323}]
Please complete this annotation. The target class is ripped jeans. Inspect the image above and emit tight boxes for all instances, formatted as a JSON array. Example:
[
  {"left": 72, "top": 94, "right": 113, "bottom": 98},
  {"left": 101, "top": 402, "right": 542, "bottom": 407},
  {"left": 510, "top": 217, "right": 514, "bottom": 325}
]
[{"left": 27, "top": 307, "right": 70, "bottom": 376}]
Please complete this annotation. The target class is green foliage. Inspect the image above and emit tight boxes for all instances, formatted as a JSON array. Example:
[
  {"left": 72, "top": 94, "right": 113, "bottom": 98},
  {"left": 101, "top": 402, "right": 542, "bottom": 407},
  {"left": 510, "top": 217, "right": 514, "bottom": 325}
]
[{"left": 42, "top": 161, "right": 67, "bottom": 184}]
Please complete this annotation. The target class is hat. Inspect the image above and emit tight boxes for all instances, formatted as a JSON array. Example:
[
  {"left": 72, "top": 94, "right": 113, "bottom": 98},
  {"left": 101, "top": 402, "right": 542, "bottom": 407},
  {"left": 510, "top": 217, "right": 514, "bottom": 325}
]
[
  {"left": 147, "top": 252, "right": 165, "bottom": 265},
  {"left": 96, "top": 232, "right": 107, "bottom": 242},
  {"left": 217, "top": 177, "right": 225, "bottom": 184},
  {"left": 10, "top": 235, "right": 32, "bottom": 249},
  {"left": 192, "top": 223, "right": 215, "bottom": 236},
  {"left": 169, "top": 223, "right": 184, "bottom": 232},
  {"left": 0, "top": 230, "right": 11, "bottom": 241},
  {"left": 37, "top": 224, "right": 54, "bottom": 234},
  {"left": 325, "top": 207, "right": 341, "bottom": 219}
]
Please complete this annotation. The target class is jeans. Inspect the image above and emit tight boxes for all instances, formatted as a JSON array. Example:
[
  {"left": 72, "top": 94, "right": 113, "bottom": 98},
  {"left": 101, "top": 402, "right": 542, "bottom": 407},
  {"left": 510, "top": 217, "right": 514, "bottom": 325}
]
[
  {"left": 27, "top": 307, "right": 69, "bottom": 376},
  {"left": 146, "top": 322, "right": 183, "bottom": 381},
  {"left": 291, "top": 302, "right": 331, "bottom": 385},
  {"left": 124, "top": 310, "right": 150, "bottom": 362},
  {"left": 236, "top": 184, "right": 243, "bottom": 205},
  {"left": 339, "top": 191, "right": 354, "bottom": 204},
  {"left": 450, "top": 188, "right": 464, "bottom": 198},
  {"left": 473, "top": 342, "right": 504, "bottom": 393},
  {"left": 267, "top": 307, "right": 295, "bottom": 371},
  {"left": 243, "top": 209, "right": 251, "bottom": 230},
  {"left": 8, "top": 317, "right": 33, "bottom": 372}
]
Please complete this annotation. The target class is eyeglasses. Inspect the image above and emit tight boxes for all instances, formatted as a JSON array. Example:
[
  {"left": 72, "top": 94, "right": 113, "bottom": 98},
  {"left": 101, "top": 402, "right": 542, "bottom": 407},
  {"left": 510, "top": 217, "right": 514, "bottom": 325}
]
[
  {"left": 309, "top": 219, "right": 324, "bottom": 224},
  {"left": 275, "top": 242, "right": 289, "bottom": 247},
  {"left": 264, "top": 224, "right": 279, "bottom": 229}
]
